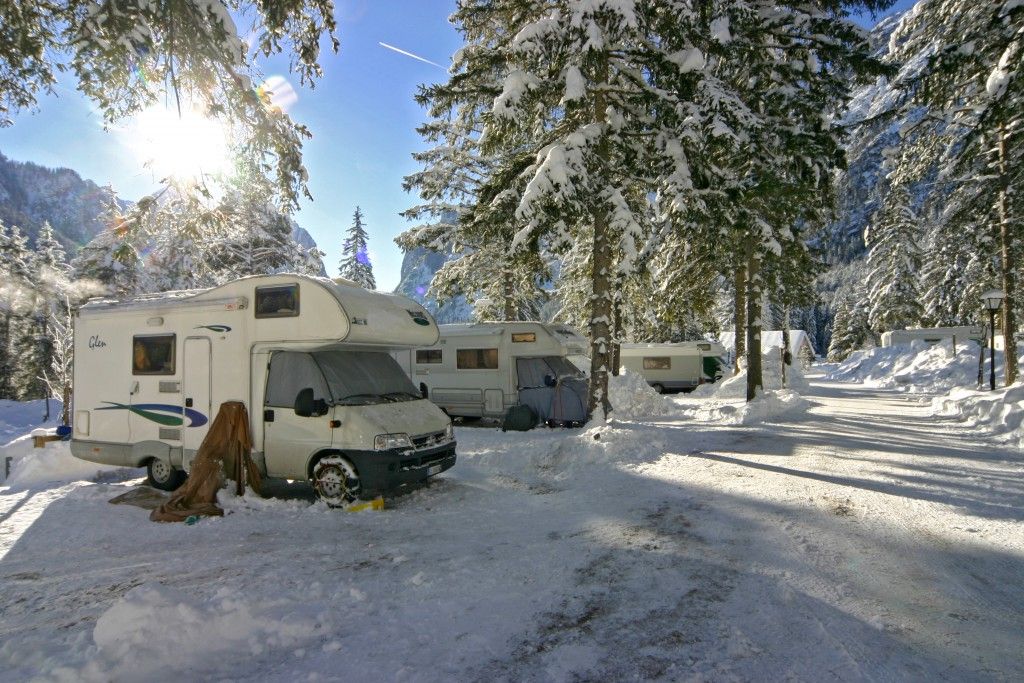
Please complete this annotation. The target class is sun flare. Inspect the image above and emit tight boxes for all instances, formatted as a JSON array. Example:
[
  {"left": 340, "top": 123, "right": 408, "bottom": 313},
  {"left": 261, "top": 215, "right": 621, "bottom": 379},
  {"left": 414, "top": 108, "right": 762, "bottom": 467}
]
[{"left": 127, "top": 105, "right": 232, "bottom": 181}]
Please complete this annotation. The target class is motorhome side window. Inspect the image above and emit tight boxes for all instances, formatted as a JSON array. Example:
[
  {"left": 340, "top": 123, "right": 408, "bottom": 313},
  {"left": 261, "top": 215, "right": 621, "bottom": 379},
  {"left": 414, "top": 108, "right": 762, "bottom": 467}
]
[
  {"left": 416, "top": 349, "right": 442, "bottom": 364},
  {"left": 457, "top": 348, "right": 498, "bottom": 369},
  {"left": 132, "top": 335, "right": 176, "bottom": 375},
  {"left": 255, "top": 284, "right": 299, "bottom": 318},
  {"left": 265, "top": 352, "right": 330, "bottom": 407},
  {"left": 511, "top": 332, "right": 536, "bottom": 343},
  {"left": 643, "top": 357, "right": 671, "bottom": 370}
]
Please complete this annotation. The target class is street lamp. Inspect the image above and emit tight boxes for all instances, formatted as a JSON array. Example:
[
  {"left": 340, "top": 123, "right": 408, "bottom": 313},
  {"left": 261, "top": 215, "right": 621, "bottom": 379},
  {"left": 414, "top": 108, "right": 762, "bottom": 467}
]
[{"left": 982, "top": 289, "right": 1004, "bottom": 390}]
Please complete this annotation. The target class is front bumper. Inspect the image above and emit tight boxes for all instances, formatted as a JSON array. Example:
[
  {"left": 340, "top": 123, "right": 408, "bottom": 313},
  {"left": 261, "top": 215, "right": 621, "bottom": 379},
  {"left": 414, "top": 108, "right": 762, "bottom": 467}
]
[{"left": 345, "top": 440, "right": 457, "bottom": 497}]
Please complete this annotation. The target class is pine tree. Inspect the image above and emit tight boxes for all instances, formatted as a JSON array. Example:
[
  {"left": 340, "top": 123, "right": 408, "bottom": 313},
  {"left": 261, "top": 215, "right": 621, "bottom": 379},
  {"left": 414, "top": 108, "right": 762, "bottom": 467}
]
[
  {"left": 0, "top": 221, "right": 32, "bottom": 399},
  {"left": 890, "top": 0, "right": 1023, "bottom": 384},
  {"left": 339, "top": 207, "right": 377, "bottom": 289},
  {"left": 866, "top": 184, "right": 923, "bottom": 332},
  {"left": 71, "top": 195, "right": 145, "bottom": 296},
  {"left": 12, "top": 223, "right": 69, "bottom": 401}
]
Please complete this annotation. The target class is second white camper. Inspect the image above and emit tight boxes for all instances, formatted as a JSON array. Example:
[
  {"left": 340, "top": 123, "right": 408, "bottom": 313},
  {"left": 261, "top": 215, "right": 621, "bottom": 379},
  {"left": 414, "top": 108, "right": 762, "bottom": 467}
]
[
  {"left": 620, "top": 342, "right": 727, "bottom": 393},
  {"left": 393, "top": 322, "right": 590, "bottom": 426}
]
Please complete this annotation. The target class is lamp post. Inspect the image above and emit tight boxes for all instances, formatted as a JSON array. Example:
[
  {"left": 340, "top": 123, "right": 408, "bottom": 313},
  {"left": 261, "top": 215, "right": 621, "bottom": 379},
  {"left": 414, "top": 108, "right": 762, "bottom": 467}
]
[{"left": 982, "top": 289, "right": 1005, "bottom": 390}]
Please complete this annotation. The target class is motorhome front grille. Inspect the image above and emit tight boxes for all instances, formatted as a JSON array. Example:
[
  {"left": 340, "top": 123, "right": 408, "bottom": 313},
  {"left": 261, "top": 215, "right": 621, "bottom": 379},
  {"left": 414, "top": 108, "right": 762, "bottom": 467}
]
[
  {"left": 399, "top": 447, "right": 455, "bottom": 472},
  {"left": 411, "top": 431, "right": 447, "bottom": 449}
]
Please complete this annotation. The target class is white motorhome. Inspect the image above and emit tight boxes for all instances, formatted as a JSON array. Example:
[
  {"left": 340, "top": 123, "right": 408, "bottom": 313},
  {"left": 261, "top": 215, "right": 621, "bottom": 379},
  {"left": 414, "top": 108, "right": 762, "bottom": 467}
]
[
  {"left": 620, "top": 341, "right": 727, "bottom": 393},
  {"left": 392, "top": 322, "right": 589, "bottom": 426},
  {"left": 881, "top": 326, "right": 983, "bottom": 351},
  {"left": 71, "top": 274, "right": 456, "bottom": 506}
]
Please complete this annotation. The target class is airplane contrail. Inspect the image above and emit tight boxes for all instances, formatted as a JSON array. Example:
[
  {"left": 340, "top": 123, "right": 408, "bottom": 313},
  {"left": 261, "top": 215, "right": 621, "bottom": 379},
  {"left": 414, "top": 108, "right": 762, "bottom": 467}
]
[{"left": 378, "top": 42, "right": 445, "bottom": 69}]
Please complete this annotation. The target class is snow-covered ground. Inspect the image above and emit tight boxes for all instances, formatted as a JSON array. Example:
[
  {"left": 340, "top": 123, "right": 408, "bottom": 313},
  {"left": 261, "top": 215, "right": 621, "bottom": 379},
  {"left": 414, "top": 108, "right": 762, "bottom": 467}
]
[{"left": 1, "top": 371, "right": 1022, "bottom": 681}]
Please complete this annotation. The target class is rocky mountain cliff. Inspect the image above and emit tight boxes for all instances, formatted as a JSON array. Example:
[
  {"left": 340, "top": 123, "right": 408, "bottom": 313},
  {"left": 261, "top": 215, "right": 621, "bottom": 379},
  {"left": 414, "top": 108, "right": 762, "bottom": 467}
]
[{"left": 0, "top": 152, "right": 126, "bottom": 250}]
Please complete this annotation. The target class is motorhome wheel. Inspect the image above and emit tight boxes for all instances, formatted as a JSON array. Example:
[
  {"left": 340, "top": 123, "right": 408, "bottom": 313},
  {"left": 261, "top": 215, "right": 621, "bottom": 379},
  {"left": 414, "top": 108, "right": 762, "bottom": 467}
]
[
  {"left": 147, "top": 458, "right": 185, "bottom": 491},
  {"left": 312, "top": 456, "right": 362, "bottom": 507},
  {"left": 651, "top": 383, "right": 665, "bottom": 394}
]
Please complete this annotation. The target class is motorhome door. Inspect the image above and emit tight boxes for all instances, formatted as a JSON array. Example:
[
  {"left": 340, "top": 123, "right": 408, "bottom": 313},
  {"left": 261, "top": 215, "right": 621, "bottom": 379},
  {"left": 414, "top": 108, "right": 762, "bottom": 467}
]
[{"left": 182, "top": 337, "right": 212, "bottom": 467}]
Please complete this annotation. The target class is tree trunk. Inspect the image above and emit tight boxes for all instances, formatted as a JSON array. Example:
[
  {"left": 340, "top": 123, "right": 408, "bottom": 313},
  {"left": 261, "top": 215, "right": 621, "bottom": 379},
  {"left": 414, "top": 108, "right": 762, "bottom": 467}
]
[
  {"left": 781, "top": 306, "right": 791, "bottom": 388},
  {"left": 502, "top": 262, "right": 516, "bottom": 320},
  {"left": 733, "top": 262, "right": 746, "bottom": 375},
  {"left": 997, "top": 124, "right": 1017, "bottom": 386},
  {"left": 611, "top": 274, "right": 623, "bottom": 377},
  {"left": 745, "top": 239, "right": 763, "bottom": 402},
  {"left": 587, "top": 55, "right": 612, "bottom": 420}
]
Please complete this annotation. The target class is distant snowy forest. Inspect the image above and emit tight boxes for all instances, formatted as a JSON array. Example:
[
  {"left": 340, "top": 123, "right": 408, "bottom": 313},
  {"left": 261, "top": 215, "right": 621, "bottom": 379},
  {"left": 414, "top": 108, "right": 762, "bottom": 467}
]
[{"left": 0, "top": 0, "right": 1021, "bottom": 415}]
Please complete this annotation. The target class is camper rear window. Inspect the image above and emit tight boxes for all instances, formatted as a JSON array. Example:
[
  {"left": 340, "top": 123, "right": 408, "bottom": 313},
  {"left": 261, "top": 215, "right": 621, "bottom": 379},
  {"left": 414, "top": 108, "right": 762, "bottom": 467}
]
[
  {"left": 457, "top": 348, "right": 498, "bottom": 369},
  {"left": 416, "top": 349, "right": 442, "bottom": 364},
  {"left": 643, "top": 356, "right": 671, "bottom": 370},
  {"left": 255, "top": 285, "right": 299, "bottom": 318},
  {"left": 511, "top": 332, "right": 536, "bottom": 343},
  {"left": 133, "top": 335, "right": 176, "bottom": 375}
]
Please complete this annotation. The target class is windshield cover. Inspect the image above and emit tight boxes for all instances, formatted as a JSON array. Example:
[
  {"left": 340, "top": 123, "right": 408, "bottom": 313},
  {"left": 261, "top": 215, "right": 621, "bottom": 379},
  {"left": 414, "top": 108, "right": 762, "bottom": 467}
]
[
  {"left": 314, "top": 350, "right": 421, "bottom": 405},
  {"left": 544, "top": 355, "right": 585, "bottom": 379}
]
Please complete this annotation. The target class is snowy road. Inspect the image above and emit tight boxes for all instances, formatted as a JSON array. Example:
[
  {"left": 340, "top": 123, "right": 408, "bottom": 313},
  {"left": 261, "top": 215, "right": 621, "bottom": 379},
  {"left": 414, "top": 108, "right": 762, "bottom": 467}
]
[{"left": 1, "top": 377, "right": 1021, "bottom": 681}]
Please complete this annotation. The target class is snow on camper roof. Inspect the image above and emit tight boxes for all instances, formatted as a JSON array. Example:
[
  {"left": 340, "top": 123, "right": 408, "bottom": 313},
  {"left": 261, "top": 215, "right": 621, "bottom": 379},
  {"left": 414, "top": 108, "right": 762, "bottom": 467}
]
[{"left": 79, "top": 274, "right": 439, "bottom": 348}]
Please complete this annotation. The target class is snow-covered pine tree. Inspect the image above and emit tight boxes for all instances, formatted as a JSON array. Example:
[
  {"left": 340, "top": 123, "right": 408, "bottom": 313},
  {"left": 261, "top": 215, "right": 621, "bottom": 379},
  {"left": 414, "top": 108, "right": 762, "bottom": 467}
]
[
  {"left": 0, "top": 221, "right": 33, "bottom": 398},
  {"left": 400, "top": 32, "right": 551, "bottom": 322},
  {"left": 43, "top": 295, "right": 74, "bottom": 424},
  {"left": 12, "top": 223, "right": 69, "bottom": 401},
  {"left": 70, "top": 219, "right": 145, "bottom": 298},
  {"left": 429, "top": 1, "right": 758, "bottom": 418},
  {"left": 339, "top": 207, "right": 377, "bottom": 289},
  {"left": 866, "top": 183, "right": 923, "bottom": 333},
  {"left": 890, "top": 0, "right": 1022, "bottom": 384}
]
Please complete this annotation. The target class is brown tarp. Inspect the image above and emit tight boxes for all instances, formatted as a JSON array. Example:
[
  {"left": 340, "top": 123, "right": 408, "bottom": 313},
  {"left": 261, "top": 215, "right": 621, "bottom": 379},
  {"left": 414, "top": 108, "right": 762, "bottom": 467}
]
[{"left": 150, "top": 401, "right": 262, "bottom": 523}]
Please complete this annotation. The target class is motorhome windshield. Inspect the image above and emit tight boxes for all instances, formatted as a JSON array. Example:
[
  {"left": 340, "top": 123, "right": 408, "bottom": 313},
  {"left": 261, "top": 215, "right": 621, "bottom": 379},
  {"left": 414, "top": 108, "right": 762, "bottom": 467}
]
[{"left": 314, "top": 350, "right": 421, "bottom": 405}]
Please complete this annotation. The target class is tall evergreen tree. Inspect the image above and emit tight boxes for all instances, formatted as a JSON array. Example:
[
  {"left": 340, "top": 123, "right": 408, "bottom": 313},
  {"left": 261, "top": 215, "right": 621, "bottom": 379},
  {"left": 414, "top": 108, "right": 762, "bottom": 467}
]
[
  {"left": 890, "top": 0, "right": 1023, "bottom": 384},
  {"left": 866, "top": 184, "right": 923, "bottom": 332},
  {"left": 339, "top": 207, "right": 377, "bottom": 289}
]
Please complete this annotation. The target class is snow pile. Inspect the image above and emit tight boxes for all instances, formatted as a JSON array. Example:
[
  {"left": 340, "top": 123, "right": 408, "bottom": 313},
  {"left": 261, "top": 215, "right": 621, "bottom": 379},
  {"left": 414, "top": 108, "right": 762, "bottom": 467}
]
[
  {"left": 825, "top": 340, "right": 999, "bottom": 393},
  {"left": 608, "top": 370, "right": 673, "bottom": 419},
  {"left": 65, "top": 584, "right": 330, "bottom": 681},
  {"left": 692, "top": 345, "right": 808, "bottom": 399},
  {"left": 698, "top": 390, "right": 809, "bottom": 425},
  {"left": 931, "top": 384, "right": 1024, "bottom": 449},
  {"left": 678, "top": 347, "right": 809, "bottom": 424},
  {"left": 2, "top": 437, "right": 126, "bottom": 488}
]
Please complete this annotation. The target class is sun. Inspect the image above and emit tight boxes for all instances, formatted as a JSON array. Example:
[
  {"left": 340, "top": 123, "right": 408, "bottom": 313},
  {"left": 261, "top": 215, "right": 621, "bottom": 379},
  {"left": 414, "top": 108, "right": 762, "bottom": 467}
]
[{"left": 126, "top": 104, "right": 233, "bottom": 181}]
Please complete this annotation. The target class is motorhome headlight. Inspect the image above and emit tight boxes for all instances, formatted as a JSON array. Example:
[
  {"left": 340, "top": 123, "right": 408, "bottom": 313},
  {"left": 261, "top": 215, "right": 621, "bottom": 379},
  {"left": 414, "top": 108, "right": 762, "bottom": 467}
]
[
  {"left": 444, "top": 422, "right": 454, "bottom": 442},
  {"left": 374, "top": 433, "right": 412, "bottom": 451}
]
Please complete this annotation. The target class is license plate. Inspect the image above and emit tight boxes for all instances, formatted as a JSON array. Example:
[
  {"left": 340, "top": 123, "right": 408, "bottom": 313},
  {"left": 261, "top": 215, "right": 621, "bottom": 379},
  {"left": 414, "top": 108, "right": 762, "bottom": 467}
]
[{"left": 427, "top": 464, "right": 442, "bottom": 476}]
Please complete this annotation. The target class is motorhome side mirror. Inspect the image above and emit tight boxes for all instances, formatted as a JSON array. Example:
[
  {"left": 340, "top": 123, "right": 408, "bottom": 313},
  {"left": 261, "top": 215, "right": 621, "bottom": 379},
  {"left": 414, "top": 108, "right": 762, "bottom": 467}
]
[
  {"left": 544, "top": 374, "right": 557, "bottom": 387},
  {"left": 294, "top": 388, "right": 315, "bottom": 417}
]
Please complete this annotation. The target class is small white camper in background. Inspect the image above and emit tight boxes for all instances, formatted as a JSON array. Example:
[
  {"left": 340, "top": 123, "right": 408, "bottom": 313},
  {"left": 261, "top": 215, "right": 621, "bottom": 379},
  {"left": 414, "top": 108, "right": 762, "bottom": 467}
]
[
  {"left": 619, "top": 341, "right": 727, "bottom": 393},
  {"left": 881, "top": 326, "right": 983, "bottom": 351},
  {"left": 71, "top": 274, "right": 456, "bottom": 506},
  {"left": 392, "top": 322, "right": 589, "bottom": 426}
]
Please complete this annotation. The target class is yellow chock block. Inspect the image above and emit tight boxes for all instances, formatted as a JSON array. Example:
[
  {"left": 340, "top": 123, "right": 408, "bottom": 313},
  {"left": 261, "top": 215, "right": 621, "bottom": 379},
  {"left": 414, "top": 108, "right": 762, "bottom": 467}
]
[{"left": 346, "top": 496, "right": 385, "bottom": 512}]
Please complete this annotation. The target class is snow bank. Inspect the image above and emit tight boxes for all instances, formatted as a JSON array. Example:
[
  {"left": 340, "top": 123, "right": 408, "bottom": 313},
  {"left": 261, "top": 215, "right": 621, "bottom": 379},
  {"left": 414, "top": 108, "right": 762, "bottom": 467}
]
[
  {"left": 932, "top": 384, "right": 1024, "bottom": 450},
  {"left": 65, "top": 584, "right": 330, "bottom": 681},
  {"left": 696, "top": 390, "right": 809, "bottom": 425},
  {"left": 608, "top": 369, "right": 673, "bottom": 419},
  {"left": 2, "top": 437, "right": 127, "bottom": 488},
  {"left": 825, "top": 340, "right": 1014, "bottom": 393},
  {"left": 692, "top": 345, "right": 808, "bottom": 399}
]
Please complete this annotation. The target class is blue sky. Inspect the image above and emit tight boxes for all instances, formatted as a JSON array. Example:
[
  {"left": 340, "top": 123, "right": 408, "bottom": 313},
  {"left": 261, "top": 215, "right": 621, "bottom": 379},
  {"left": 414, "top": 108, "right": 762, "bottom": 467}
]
[{"left": 0, "top": 0, "right": 914, "bottom": 291}]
